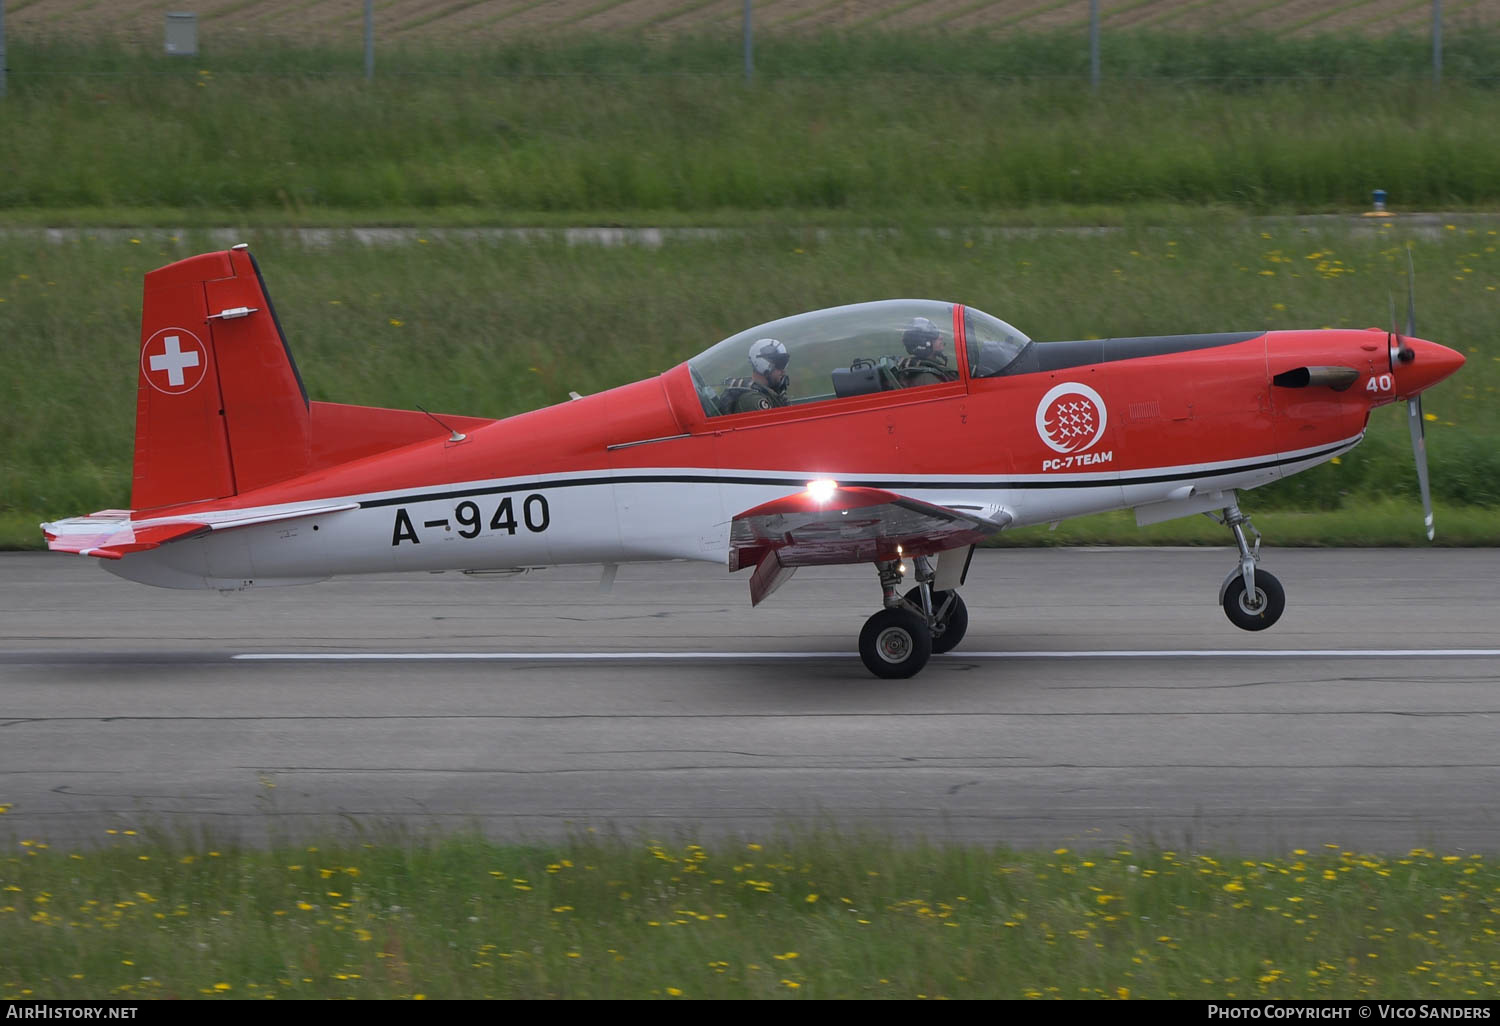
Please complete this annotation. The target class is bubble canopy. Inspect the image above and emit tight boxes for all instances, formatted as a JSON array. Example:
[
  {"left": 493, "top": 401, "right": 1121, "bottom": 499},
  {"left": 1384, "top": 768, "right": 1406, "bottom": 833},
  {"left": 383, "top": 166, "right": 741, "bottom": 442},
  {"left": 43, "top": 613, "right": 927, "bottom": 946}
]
[{"left": 686, "top": 300, "right": 1032, "bottom": 417}]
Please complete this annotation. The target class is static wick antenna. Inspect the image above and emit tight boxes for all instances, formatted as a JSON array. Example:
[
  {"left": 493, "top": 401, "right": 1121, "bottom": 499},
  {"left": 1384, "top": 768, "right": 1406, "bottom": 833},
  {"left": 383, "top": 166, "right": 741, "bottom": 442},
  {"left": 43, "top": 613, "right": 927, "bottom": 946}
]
[{"left": 416, "top": 404, "right": 467, "bottom": 443}]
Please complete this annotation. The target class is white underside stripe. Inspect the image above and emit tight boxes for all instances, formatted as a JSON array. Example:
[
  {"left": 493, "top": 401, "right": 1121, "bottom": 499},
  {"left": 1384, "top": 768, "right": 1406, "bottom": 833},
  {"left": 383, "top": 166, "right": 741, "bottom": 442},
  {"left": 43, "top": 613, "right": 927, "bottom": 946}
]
[
  {"left": 69, "top": 431, "right": 1365, "bottom": 534},
  {"left": 232, "top": 648, "right": 1500, "bottom": 661}
]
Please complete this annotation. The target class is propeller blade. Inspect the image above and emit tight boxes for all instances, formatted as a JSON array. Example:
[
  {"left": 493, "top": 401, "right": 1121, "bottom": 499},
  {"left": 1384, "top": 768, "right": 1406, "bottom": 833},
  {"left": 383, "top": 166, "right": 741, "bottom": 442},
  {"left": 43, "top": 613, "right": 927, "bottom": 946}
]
[
  {"left": 1408, "top": 395, "right": 1435, "bottom": 541},
  {"left": 1405, "top": 245, "right": 1418, "bottom": 337},
  {"left": 1398, "top": 249, "right": 1433, "bottom": 540},
  {"left": 1388, "top": 293, "right": 1399, "bottom": 373}
]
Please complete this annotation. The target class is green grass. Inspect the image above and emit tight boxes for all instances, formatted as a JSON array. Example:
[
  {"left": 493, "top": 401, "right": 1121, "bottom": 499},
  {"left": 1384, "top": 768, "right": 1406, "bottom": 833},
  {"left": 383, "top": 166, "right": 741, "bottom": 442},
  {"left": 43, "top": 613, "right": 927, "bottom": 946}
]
[
  {"left": 7, "top": 36, "right": 1500, "bottom": 219},
  {"left": 0, "top": 201, "right": 1273, "bottom": 230},
  {"left": 3, "top": 223, "right": 1496, "bottom": 548},
  {"left": 993, "top": 500, "right": 1500, "bottom": 547},
  {"left": 3, "top": 833, "right": 1497, "bottom": 999},
  {"left": 13, "top": 30, "right": 1500, "bottom": 82}
]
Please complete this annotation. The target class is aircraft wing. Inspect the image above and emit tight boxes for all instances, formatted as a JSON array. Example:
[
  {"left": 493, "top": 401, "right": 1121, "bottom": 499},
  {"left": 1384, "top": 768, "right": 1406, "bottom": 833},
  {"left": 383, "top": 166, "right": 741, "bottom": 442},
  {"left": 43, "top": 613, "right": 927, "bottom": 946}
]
[
  {"left": 42, "top": 503, "right": 358, "bottom": 560},
  {"left": 729, "top": 485, "right": 1010, "bottom": 605}
]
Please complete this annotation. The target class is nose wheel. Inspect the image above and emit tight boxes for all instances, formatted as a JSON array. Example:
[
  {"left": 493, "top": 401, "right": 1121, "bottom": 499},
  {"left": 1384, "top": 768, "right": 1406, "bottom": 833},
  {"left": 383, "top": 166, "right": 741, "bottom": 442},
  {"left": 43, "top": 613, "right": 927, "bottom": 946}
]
[
  {"left": 1220, "top": 567, "right": 1285, "bottom": 631},
  {"left": 1211, "top": 500, "right": 1285, "bottom": 631}
]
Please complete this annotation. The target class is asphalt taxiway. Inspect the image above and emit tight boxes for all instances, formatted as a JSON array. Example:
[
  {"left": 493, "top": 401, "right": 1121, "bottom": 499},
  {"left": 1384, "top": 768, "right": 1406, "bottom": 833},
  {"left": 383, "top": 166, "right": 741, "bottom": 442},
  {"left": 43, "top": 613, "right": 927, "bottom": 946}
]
[{"left": 2, "top": 548, "right": 1498, "bottom": 853}]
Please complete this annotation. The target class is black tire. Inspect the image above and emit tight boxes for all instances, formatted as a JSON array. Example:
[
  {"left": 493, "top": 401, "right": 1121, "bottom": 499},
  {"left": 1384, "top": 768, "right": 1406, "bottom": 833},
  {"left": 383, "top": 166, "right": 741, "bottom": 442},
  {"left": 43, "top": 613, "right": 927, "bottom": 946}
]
[
  {"left": 904, "top": 587, "right": 969, "bottom": 654},
  {"left": 932, "top": 592, "right": 968, "bottom": 653},
  {"left": 1220, "top": 569, "right": 1285, "bottom": 631},
  {"left": 859, "top": 608, "right": 933, "bottom": 679}
]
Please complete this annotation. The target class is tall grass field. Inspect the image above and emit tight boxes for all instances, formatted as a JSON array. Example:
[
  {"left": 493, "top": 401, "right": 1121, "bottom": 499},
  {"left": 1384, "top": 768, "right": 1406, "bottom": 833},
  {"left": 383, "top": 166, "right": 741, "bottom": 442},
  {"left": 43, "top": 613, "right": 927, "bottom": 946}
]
[
  {"left": 6, "top": 34, "right": 1500, "bottom": 221},
  {"left": 2, "top": 35, "right": 1496, "bottom": 544}
]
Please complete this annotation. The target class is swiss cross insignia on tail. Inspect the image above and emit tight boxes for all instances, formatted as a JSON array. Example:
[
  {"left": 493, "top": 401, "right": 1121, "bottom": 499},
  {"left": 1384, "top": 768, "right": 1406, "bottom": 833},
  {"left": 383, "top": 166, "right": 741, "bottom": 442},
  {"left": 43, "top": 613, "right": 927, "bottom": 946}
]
[{"left": 141, "top": 328, "right": 209, "bottom": 394}]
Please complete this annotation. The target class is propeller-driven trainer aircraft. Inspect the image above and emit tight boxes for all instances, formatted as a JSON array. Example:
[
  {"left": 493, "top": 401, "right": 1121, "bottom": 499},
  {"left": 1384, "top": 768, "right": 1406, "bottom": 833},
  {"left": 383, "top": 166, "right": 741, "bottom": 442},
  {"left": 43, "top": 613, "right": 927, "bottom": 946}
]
[{"left": 43, "top": 246, "right": 1464, "bottom": 677}]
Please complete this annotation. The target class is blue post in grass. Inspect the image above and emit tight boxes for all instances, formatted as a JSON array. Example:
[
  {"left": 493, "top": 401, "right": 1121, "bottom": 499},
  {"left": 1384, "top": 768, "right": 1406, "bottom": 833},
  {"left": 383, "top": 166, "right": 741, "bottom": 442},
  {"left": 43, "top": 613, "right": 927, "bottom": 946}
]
[
  {"left": 1090, "top": 0, "right": 1100, "bottom": 92},
  {"left": 1432, "top": 0, "right": 1443, "bottom": 85},
  {"left": 744, "top": 0, "right": 754, "bottom": 83}
]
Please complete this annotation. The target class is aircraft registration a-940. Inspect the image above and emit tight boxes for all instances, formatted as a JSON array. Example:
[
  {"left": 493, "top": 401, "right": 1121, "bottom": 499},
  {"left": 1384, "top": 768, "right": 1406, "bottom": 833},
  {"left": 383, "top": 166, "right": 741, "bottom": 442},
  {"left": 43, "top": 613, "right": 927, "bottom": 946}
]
[{"left": 43, "top": 246, "right": 1465, "bottom": 678}]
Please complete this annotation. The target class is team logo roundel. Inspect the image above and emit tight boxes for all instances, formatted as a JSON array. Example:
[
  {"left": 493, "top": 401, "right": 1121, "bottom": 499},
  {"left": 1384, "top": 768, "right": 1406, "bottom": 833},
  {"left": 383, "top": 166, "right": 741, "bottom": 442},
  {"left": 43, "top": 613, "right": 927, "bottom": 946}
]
[
  {"left": 141, "top": 328, "right": 209, "bottom": 395},
  {"left": 1035, "top": 382, "right": 1108, "bottom": 454}
]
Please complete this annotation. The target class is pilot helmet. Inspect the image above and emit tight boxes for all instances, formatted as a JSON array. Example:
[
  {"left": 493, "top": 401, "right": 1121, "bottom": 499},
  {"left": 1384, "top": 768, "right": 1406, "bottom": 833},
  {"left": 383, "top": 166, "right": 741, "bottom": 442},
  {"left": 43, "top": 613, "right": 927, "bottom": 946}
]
[
  {"left": 749, "top": 338, "right": 790, "bottom": 391},
  {"left": 902, "top": 316, "right": 942, "bottom": 357}
]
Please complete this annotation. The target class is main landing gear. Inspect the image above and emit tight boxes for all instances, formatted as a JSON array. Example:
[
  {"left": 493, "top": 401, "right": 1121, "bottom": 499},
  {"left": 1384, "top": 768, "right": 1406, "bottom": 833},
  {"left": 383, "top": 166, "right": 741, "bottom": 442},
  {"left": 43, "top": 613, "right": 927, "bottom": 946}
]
[
  {"left": 858, "top": 556, "right": 968, "bottom": 678},
  {"left": 1210, "top": 501, "right": 1285, "bottom": 631}
]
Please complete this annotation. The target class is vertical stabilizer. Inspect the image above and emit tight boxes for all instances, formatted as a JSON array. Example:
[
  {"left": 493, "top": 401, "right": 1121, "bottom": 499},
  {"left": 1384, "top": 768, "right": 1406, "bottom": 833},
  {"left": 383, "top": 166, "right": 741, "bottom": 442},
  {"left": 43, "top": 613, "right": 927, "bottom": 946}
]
[{"left": 131, "top": 247, "right": 311, "bottom": 511}]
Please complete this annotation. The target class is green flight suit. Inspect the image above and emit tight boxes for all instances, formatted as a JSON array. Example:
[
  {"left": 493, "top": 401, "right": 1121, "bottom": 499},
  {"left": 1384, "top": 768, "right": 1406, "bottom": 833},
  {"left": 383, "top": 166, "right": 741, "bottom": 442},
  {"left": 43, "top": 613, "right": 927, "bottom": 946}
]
[
  {"left": 893, "top": 354, "right": 959, "bottom": 388},
  {"left": 720, "top": 376, "right": 790, "bottom": 413}
]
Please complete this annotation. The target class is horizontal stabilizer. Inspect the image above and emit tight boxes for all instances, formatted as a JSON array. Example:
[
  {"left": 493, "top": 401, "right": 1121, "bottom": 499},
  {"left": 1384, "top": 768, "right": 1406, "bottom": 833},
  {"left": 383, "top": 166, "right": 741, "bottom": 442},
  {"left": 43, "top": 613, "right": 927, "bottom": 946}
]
[
  {"left": 42, "top": 517, "right": 207, "bottom": 560},
  {"left": 42, "top": 502, "right": 358, "bottom": 560},
  {"left": 729, "top": 485, "right": 1010, "bottom": 575}
]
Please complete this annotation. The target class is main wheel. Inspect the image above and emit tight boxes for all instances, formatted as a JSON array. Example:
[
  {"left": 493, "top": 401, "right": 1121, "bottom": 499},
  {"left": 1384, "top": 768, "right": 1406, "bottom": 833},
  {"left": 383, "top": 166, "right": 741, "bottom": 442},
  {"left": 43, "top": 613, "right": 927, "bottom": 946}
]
[
  {"left": 1220, "top": 569, "right": 1285, "bottom": 631},
  {"left": 859, "top": 608, "right": 932, "bottom": 679},
  {"left": 904, "top": 587, "right": 969, "bottom": 654}
]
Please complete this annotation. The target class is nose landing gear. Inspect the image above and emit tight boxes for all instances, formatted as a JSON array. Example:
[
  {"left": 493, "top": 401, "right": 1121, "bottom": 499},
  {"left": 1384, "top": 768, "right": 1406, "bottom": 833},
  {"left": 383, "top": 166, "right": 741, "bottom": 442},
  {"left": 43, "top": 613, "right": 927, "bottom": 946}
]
[
  {"left": 858, "top": 556, "right": 969, "bottom": 678},
  {"left": 1211, "top": 501, "right": 1284, "bottom": 631}
]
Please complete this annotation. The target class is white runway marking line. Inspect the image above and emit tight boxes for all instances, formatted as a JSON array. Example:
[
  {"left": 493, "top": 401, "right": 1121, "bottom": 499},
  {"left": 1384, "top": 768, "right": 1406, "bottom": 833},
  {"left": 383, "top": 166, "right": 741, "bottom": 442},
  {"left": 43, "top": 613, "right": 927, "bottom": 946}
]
[{"left": 233, "top": 649, "right": 1500, "bottom": 661}]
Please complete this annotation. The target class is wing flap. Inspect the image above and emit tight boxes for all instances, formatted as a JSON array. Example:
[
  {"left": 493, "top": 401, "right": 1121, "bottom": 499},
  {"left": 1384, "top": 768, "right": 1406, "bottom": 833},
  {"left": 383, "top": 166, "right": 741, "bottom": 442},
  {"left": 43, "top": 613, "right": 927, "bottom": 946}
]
[
  {"left": 748, "top": 548, "right": 797, "bottom": 607},
  {"left": 42, "top": 502, "right": 358, "bottom": 560},
  {"left": 729, "top": 485, "right": 1010, "bottom": 574}
]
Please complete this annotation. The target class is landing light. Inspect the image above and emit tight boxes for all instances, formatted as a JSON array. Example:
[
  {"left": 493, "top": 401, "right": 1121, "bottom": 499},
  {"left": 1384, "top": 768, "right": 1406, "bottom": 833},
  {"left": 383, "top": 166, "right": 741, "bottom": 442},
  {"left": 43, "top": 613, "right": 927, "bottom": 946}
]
[{"left": 806, "top": 479, "right": 838, "bottom": 503}]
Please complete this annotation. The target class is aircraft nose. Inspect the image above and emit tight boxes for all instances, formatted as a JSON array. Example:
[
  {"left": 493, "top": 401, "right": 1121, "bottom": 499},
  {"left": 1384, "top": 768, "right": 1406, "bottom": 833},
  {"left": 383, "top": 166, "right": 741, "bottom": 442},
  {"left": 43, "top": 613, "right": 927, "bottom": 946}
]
[{"left": 1395, "top": 338, "right": 1466, "bottom": 398}]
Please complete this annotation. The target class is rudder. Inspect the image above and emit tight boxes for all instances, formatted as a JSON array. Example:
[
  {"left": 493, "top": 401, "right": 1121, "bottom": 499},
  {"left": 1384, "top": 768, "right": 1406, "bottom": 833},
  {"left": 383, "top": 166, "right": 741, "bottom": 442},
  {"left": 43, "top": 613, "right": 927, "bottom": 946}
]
[{"left": 132, "top": 246, "right": 311, "bottom": 511}]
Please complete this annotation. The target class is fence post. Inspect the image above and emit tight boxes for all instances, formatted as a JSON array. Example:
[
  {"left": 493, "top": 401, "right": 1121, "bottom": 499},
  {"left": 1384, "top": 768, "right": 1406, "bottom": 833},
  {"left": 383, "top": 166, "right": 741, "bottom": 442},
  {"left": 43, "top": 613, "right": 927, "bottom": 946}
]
[
  {"left": 1089, "top": 0, "right": 1100, "bottom": 91},
  {"left": 365, "top": 0, "right": 374, "bottom": 81},
  {"left": 1432, "top": 0, "right": 1443, "bottom": 85},
  {"left": 1, "top": 0, "right": 8, "bottom": 100},
  {"left": 744, "top": 0, "right": 753, "bottom": 83}
]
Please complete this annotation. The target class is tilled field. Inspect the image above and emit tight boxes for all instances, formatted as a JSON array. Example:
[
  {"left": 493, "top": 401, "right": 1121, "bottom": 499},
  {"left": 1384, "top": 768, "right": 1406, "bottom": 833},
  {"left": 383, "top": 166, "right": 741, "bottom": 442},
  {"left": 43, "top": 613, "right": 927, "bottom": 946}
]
[{"left": 7, "top": 0, "right": 1496, "bottom": 45}]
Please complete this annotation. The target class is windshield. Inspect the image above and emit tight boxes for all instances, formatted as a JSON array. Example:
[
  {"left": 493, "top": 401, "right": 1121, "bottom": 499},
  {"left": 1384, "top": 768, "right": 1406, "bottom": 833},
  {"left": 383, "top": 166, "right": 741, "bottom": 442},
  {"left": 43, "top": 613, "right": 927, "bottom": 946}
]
[
  {"left": 689, "top": 300, "right": 960, "bottom": 416},
  {"left": 966, "top": 307, "right": 1032, "bottom": 378}
]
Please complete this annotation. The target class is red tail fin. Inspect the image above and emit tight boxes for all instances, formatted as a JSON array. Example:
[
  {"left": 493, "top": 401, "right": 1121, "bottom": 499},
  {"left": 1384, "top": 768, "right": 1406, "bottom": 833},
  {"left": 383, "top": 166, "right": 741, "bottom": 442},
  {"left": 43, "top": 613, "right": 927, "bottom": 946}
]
[{"left": 133, "top": 247, "right": 310, "bottom": 511}]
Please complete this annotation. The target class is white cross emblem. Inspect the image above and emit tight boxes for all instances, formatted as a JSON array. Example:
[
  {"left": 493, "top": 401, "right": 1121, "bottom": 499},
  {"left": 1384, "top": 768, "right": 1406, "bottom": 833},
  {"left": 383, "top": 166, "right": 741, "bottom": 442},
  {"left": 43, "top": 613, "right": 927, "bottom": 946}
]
[
  {"left": 141, "top": 328, "right": 208, "bottom": 394},
  {"left": 149, "top": 335, "right": 200, "bottom": 387}
]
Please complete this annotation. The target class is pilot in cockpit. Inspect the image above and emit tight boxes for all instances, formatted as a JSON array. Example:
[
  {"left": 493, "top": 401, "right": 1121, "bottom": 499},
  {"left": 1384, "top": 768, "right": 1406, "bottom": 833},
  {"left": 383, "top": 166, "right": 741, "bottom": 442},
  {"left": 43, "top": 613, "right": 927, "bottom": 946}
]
[
  {"left": 893, "top": 317, "right": 959, "bottom": 387},
  {"left": 720, "top": 338, "right": 792, "bottom": 413}
]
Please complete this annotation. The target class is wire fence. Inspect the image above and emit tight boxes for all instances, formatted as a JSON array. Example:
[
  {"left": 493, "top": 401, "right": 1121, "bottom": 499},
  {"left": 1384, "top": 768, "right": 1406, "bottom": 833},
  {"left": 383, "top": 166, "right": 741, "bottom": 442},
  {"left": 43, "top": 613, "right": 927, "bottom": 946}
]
[{"left": 3, "top": 0, "right": 1499, "bottom": 91}]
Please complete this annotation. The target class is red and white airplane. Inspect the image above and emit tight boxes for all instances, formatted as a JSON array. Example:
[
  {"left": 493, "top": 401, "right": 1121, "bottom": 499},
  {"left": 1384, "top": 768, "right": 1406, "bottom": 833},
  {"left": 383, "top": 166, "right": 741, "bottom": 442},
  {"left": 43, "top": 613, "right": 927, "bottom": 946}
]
[{"left": 43, "top": 246, "right": 1464, "bottom": 678}]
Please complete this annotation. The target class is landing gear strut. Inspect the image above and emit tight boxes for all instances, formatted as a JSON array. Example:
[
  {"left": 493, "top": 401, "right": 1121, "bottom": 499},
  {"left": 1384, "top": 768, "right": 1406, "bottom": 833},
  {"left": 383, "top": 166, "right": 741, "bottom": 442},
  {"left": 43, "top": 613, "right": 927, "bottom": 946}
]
[
  {"left": 858, "top": 556, "right": 968, "bottom": 678},
  {"left": 1211, "top": 502, "right": 1284, "bottom": 631},
  {"left": 905, "top": 586, "right": 969, "bottom": 654}
]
